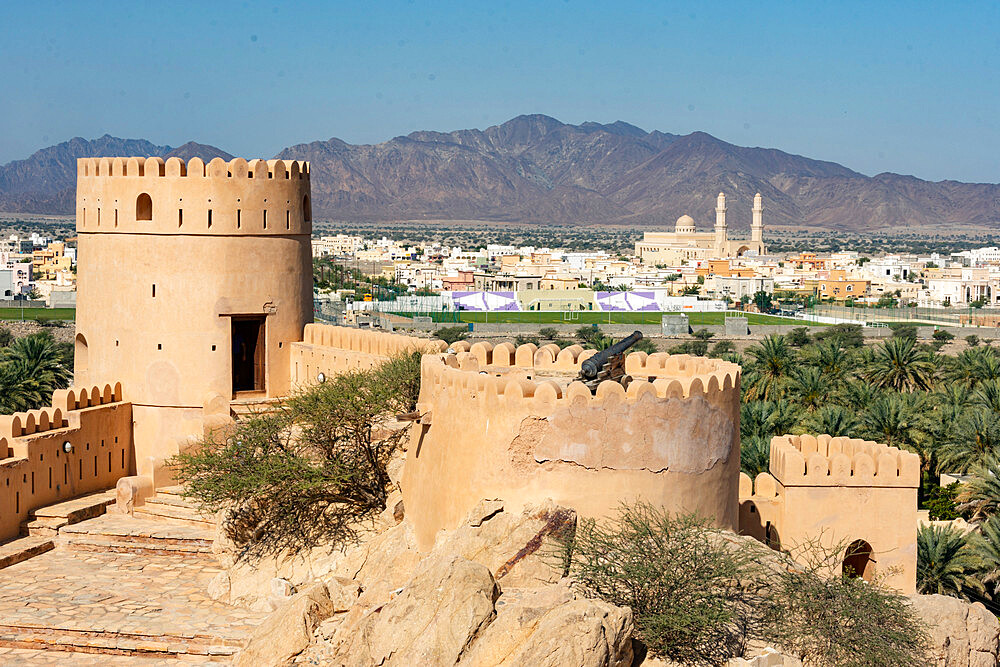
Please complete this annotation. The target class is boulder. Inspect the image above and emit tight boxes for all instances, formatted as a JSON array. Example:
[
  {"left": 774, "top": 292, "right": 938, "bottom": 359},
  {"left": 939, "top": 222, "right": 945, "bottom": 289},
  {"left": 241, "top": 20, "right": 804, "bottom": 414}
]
[
  {"left": 333, "top": 555, "right": 499, "bottom": 666},
  {"left": 908, "top": 593, "right": 1000, "bottom": 667},
  {"left": 234, "top": 582, "right": 335, "bottom": 667},
  {"left": 460, "top": 583, "right": 633, "bottom": 667},
  {"left": 431, "top": 499, "right": 576, "bottom": 588}
]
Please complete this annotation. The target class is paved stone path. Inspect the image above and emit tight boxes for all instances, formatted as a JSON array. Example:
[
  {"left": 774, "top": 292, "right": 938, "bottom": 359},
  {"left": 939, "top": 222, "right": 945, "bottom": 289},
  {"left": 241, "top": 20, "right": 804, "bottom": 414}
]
[{"left": 0, "top": 535, "right": 266, "bottom": 662}]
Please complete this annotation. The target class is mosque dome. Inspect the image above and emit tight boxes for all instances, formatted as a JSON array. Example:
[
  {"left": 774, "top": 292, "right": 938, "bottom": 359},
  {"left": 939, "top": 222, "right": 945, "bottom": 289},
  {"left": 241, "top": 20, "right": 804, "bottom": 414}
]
[{"left": 675, "top": 214, "right": 696, "bottom": 233}]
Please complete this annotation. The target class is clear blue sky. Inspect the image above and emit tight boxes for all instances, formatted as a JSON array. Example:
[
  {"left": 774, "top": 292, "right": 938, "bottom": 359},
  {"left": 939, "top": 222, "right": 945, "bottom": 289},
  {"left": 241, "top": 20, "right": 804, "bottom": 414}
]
[{"left": 2, "top": 1, "right": 998, "bottom": 183}]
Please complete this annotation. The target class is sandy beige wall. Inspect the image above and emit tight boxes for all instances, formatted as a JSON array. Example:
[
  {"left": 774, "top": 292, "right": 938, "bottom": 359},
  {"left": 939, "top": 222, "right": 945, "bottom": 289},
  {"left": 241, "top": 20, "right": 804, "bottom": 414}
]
[
  {"left": 290, "top": 324, "right": 447, "bottom": 388},
  {"left": 74, "top": 157, "right": 313, "bottom": 486},
  {"left": 0, "top": 385, "right": 133, "bottom": 541},
  {"left": 402, "top": 350, "right": 742, "bottom": 551}
]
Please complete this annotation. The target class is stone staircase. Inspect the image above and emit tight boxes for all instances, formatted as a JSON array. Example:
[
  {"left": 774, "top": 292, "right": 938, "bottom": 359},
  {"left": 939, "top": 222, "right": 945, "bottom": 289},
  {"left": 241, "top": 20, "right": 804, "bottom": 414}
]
[
  {"left": 133, "top": 485, "right": 216, "bottom": 529},
  {"left": 0, "top": 485, "right": 264, "bottom": 663}
]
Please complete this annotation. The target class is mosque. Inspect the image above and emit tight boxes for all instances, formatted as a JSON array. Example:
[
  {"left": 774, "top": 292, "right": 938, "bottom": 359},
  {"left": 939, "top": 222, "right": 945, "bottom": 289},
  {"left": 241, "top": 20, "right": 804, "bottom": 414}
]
[{"left": 635, "top": 192, "right": 767, "bottom": 264}]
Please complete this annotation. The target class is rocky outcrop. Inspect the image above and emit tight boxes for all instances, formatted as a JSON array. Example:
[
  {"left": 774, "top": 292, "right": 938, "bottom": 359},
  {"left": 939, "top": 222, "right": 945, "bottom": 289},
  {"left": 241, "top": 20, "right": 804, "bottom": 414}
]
[
  {"left": 909, "top": 594, "right": 1000, "bottom": 667},
  {"left": 234, "top": 582, "right": 335, "bottom": 667},
  {"left": 459, "top": 583, "right": 633, "bottom": 667},
  {"left": 333, "top": 555, "right": 500, "bottom": 665}
]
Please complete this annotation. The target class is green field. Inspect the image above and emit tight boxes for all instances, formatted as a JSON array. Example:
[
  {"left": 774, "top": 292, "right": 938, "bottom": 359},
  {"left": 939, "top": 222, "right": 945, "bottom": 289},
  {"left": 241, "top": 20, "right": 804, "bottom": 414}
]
[
  {"left": 0, "top": 308, "right": 76, "bottom": 321},
  {"left": 387, "top": 310, "right": 814, "bottom": 326}
]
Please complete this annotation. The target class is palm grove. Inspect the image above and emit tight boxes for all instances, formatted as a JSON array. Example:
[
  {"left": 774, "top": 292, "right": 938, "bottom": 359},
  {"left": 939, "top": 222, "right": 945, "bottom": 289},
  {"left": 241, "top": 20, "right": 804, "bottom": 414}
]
[
  {"left": 732, "top": 323, "right": 1000, "bottom": 602},
  {"left": 0, "top": 326, "right": 72, "bottom": 413}
]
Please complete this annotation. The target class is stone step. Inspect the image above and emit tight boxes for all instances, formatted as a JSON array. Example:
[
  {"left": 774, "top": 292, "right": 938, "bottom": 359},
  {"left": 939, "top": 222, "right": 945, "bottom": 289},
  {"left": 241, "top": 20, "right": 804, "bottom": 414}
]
[
  {"left": 0, "top": 536, "right": 55, "bottom": 570},
  {"left": 133, "top": 501, "right": 215, "bottom": 528},
  {"left": 23, "top": 490, "right": 116, "bottom": 537},
  {"left": 0, "top": 624, "right": 241, "bottom": 660},
  {"left": 59, "top": 515, "right": 215, "bottom": 557}
]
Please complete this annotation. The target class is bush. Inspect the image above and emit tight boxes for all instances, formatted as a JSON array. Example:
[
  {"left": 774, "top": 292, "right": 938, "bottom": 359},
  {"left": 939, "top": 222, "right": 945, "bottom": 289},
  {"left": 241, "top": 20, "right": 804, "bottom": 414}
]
[
  {"left": 171, "top": 354, "right": 420, "bottom": 558},
  {"left": 434, "top": 325, "right": 469, "bottom": 345},
  {"left": 932, "top": 329, "right": 955, "bottom": 342},
  {"left": 513, "top": 334, "right": 539, "bottom": 347},
  {"left": 565, "top": 505, "right": 778, "bottom": 664},
  {"left": 890, "top": 324, "right": 919, "bottom": 341},
  {"left": 692, "top": 328, "right": 714, "bottom": 341},
  {"left": 566, "top": 504, "right": 930, "bottom": 665},
  {"left": 774, "top": 540, "right": 930, "bottom": 666},
  {"left": 538, "top": 327, "right": 560, "bottom": 340},
  {"left": 631, "top": 337, "right": 658, "bottom": 355},
  {"left": 813, "top": 323, "right": 864, "bottom": 349},
  {"left": 966, "top": 335, "right": 981, "bottom": 347},
  {"left": 786, "top": 327, "right": 811, "bottom": 347},
  {"left": 923, "top": 481, "right": 961, "bottom": 520},
  {"left": 0, "top": 326, "right": 13, "bottom": 347},
  {"left": 709, "top": 340, "right": 735, "bottom": 358}
]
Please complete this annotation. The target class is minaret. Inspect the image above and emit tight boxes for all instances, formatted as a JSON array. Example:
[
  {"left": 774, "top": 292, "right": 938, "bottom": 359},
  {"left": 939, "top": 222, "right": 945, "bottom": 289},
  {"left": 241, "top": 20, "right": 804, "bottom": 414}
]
[
  {"left": 751, "top": 192, "right": 764, "bottom": 243},
  {"left": 714, "top": 192, "right": 727, "bottom": 254}
]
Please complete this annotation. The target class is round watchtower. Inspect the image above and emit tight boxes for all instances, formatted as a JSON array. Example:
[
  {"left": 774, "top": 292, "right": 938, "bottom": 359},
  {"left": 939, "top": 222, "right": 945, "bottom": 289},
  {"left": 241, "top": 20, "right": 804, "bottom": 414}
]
[{"left": 74, "top": 156, "right": 313, "bottom": 484}]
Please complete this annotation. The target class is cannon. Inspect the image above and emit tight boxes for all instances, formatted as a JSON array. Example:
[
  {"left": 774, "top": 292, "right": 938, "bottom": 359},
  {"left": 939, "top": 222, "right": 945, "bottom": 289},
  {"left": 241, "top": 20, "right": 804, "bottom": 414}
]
[{"left": 578, "top": 330, "right": 644, "bottom": 391}]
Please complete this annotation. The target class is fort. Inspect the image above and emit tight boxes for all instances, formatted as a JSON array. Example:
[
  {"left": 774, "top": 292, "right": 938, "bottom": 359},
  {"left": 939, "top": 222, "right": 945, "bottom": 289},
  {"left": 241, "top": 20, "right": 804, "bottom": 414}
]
[{"left": 0, "top": 158, "right": 926, "bottom": 659}]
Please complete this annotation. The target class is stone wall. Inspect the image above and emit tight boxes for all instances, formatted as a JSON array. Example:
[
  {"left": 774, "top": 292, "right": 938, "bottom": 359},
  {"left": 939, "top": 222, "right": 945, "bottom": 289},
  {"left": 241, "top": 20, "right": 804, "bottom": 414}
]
[
  {"left": 0, "top": 383, "right": 133, "bottom": 541},
  {"left": 740, "top": 434, "right": 920, "bottom": 593},
  {"left": 402, "top": 344, "right": 742, "bottom": 550},
  {"left": 289, "top": 324, "right": 447, "bottom": 387}
]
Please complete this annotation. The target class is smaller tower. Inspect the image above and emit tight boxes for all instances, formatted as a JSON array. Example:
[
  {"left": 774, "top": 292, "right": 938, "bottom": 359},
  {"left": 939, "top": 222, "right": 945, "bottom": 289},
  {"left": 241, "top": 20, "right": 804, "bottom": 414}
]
[
  {"left": 714, "top": 192, "right": 728, "bottom": 252},
  {"left": 751, "top": 193, "right": 764, "bottom": 243}
]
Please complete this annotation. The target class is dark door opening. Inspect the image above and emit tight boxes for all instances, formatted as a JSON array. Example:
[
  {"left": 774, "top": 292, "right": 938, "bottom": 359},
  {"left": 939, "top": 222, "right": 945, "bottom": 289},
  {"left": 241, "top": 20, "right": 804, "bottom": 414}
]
[{"left": 232, "top": 316, "right": 266, "bottom": 395}]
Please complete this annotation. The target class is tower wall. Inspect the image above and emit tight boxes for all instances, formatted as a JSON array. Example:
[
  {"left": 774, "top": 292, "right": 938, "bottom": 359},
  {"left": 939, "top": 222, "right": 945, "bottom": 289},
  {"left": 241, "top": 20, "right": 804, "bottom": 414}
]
[
  {"left": 402, "top": 346, "right": 742, "bottom": 550},
  {"left": 75, "top": 157, "right": 313, "bottom": 484}
]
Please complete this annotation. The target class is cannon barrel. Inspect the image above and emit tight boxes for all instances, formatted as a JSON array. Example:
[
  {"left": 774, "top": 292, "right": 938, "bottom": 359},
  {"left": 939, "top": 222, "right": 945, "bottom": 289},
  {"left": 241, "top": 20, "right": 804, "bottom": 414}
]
[{"left": 580, "top": 330, "right": 644, "bottom": 380}]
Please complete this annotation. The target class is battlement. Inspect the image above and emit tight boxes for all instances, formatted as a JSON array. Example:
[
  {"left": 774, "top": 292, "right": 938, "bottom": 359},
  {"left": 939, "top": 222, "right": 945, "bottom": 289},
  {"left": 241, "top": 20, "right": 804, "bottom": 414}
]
[
  {"left": 291, "top": 324, "right": 447, "bottom": 386},
  {"left": 738, "top": 471, "right": 781, "bottom": 500},
  {"left": 0, "top": 383, "right": 133, "bottom": 540},
  {"left": 440, "top": 344, "right": 740, "bottom": 407},
  {"left": 76, "top": 156, "right": 312, "bottom": 236},
  {"left": 78, "top": 157, "right": 310, "bottom": 180},
  {"left": 769, "top": 434, "right": 920, "bottom": 488}
]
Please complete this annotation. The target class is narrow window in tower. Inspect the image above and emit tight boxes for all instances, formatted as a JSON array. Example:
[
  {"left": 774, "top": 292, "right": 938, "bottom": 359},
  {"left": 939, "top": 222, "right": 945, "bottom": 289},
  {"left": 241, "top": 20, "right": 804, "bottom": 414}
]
[
  {"left": 114, "top": 209, "right": 118, "bottom": 227},
  {"left": 286, "top": 210, "right": 290, "bottom": 229},
  {"left": 237, "top": 209, "right": 241, "bottom": 229},
  {"left": 263, "top": 210, "right": 267, "bottom": 229},
  {"left": 135, "top": 193, "right": 152, "bottom": 221},
  {"left": 97, "top": 208, "right": 101, "bottom": 226},
  {"left": 178, "top": 209, "right": 183, "bottom": 227},
  {"left": 152, "top": 284, "right": 156, "bottom": 298},
  {"left": 82, "top": 209, "right": 85, "bottom": 226},
  {"left": 208, "top": 209, "right": 213, "bottom": 228}
]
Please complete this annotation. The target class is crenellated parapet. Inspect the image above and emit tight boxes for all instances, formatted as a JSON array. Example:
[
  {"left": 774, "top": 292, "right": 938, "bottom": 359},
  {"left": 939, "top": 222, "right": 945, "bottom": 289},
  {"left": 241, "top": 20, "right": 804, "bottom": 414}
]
[
  {"left": 291, "top": 324, "right": 447, "bottom": 386},
  {"left": 76, "top": 156, "right": 311, "bottom": 236},
  {"left": 425, "top": 348, "right": 741, "bottom": 413},
  {"left": 769, "top": 434, "right": 920, "bottom": 488},
  {"left": 0, "top": 383, "right": 133, "bottom": 541},
  {"left": 402, "top": 348, "right": 743, "bottom": 550}
]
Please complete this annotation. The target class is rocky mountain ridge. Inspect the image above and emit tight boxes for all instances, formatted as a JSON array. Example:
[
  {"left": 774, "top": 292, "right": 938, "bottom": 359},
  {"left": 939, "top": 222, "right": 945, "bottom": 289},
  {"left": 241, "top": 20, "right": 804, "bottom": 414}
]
[{"left": 2, "top": 116, "right": 999, "bottom": 231}]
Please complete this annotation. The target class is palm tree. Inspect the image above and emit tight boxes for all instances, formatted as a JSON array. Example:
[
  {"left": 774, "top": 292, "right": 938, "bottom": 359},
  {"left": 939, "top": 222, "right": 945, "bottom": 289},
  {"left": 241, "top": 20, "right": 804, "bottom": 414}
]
[
  {"left": 861, "top": 393, "right": 934, "bottom": 469},
  {"left": 863, "top": 337, "right": 936, "bottom": 392},
  {"left": 936, "top": 408, "right": 1000, "bottom": 474},
  {"left": 947, "top": 347, "right": 1000, "bottom": 388},
  {"left": 916, "top": 524, "right": 985, "bottom": 599},
  {"left": 741, "top": 400, "right": 802, "bottom": 442},
  {"left": 803, "top": 405, "right": 860, "bottom": 438},
  {"left": 968, "top": 516, "right": 1000, "bottom": 598},
  {"left": 971, "top": 378, "right": 1000, "bottom": 413},
  {"left": 0, "top": 361, "right": 34, "bottom": 413},
  {"left": 786, "top": 366, "right": 829, "bottom": 411},
  {"left": 957, "top": 452, "right": 1000, "bottom": 520},
  {"left": 807, "top": 339, "right": 856, "bottom": 388},
  {"left": 0, "top": 332, "right": 72, "bottom": 410},
  {"left": 840, "top": 379, "right": 880, "bottom": 412},
  {"left": 744, "top": 335, "right": 796, "bottom": 402},
  {"left": 740, "top": 435, "right": 770, "bottom": 478}
]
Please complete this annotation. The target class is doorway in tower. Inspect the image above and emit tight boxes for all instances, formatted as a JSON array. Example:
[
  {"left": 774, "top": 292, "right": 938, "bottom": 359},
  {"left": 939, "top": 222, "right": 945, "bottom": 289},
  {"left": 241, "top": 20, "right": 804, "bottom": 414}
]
[{"left": 232, "top": 316, "right": 266, "bottom": 395}]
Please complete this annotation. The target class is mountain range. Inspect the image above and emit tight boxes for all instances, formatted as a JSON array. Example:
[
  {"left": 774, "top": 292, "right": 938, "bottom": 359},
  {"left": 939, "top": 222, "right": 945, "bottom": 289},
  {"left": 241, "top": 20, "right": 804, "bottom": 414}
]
[{"left": 2, "top": 115, "right": 998, "bottom": 231}]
